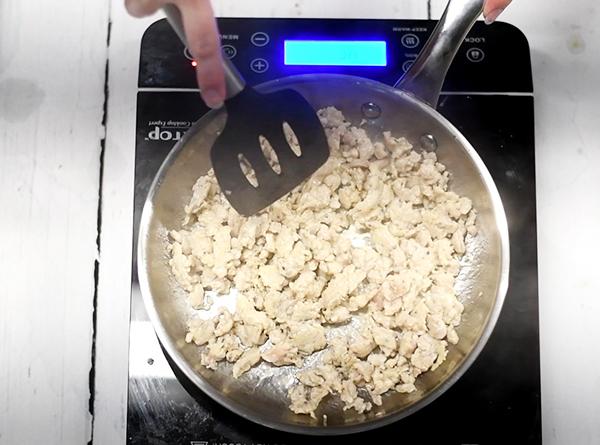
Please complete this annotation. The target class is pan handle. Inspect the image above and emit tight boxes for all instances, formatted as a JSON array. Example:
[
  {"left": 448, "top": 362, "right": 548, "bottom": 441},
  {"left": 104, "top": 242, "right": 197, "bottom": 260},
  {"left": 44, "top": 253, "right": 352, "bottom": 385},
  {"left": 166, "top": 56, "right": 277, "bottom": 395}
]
[
  {"left": 162, "top": 4, "right": 246, "bottom": 99},
  {"left": 395, "top": 0, "right": 484, "bottom": 108}
]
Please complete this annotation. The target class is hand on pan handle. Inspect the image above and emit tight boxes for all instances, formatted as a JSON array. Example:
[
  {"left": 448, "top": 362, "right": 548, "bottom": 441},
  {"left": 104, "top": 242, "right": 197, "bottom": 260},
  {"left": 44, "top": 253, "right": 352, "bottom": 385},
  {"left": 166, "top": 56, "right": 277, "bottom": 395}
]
[
  {"left": 126, "top": 0, "right": 225, "bottom": 108},
  {"left": 125, "top": 0, "right": 513, "bottom": 106},
  {"left": 484, "top": 0, "right": 513, "bottom": 24}
]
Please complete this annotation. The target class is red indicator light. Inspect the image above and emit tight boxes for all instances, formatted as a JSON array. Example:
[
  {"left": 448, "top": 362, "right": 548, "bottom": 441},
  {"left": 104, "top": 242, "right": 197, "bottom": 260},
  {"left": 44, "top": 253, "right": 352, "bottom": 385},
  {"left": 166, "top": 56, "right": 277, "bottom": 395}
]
[{"left": 191, "top": 60, "right": 197, "bottom": 67}]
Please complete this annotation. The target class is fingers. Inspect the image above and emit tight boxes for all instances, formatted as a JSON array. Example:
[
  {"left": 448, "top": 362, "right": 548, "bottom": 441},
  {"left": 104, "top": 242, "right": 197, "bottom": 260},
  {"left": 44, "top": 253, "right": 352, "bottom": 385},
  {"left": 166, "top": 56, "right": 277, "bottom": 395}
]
[
  {"left": 177, "top": 0, "right": 226, "bottom": 108},
  {"left": 484, "top": 0, "right": 512, "bottom": 24},
  {"left": 125, "top": 0, "right": 166, "bottom": 17},
  {"left": 125, "top": 0, "right": 226, "bottom": 107}
]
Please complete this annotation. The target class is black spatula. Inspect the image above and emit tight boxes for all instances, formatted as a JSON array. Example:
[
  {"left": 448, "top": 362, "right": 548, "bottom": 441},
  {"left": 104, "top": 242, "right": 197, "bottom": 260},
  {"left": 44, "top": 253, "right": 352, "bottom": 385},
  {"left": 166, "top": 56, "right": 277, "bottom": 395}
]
[{"left": 163, "top": 6, "right": 330, "bottom": 216}]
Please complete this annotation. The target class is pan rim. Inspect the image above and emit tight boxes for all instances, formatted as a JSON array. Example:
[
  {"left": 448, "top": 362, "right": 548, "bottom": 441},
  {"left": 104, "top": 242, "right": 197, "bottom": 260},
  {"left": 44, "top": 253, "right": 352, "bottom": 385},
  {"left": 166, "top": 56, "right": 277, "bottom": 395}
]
[{"left": 137, "top": 73, "right": 510, "bottom": 435}]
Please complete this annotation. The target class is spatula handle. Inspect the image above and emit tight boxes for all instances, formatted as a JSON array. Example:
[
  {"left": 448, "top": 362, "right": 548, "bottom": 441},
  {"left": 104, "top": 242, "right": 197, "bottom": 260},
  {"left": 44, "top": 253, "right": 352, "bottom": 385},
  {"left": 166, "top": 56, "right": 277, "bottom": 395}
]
[
  {"left": 162, "top": 4, "right": 246, "bottom": 99},
  {"left": 395, "top": 0, "right": 484, "bottom": 108}
]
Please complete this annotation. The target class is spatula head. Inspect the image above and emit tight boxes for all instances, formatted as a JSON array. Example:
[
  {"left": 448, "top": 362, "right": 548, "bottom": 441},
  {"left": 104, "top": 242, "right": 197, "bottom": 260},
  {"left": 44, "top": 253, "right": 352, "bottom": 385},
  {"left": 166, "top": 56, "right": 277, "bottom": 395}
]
[{"left": 210, "top": 87, "right": 329, "bottom": 216}]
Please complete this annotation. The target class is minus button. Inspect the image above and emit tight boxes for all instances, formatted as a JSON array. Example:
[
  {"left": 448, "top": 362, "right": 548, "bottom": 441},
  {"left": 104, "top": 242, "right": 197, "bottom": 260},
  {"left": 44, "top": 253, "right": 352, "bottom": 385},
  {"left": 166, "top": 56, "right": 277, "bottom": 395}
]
[{"left": 251, "top": 32, "right": 270, "bottom": 47}]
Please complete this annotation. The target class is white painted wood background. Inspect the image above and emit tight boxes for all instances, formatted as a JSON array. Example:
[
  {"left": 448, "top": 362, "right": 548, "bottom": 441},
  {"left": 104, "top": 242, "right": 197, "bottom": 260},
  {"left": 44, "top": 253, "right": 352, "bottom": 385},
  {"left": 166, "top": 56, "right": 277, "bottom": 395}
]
[
  {"left": 1, "top": 0, "right": 599, "bottom": 444},
  {"left": 0, "top": 1, "right": 109, "bottom": 444}
]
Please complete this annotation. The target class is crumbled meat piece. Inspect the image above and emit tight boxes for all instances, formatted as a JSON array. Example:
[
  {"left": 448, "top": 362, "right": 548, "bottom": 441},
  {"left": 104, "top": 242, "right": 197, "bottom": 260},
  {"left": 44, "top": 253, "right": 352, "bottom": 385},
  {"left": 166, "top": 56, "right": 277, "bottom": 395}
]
[
  {"left": 214, "top": 309, "right": 234, "bottom": 336},
  {"left": 289, "top": 322, "right": 327, "bottom": 355},
  {"left": 232, "top": 347, "right": 261, "bottom": 378},
  {"left": 288, "top": 385, "right": 329, "bottom": 419},
  {"left": 258, "top": 264, "right": 286, "bottom": 291},
  {"left": 350, "top": 328, "right": 376, "bottom": 358},
  {"left": 201, "top": 334, "right": 242, "bottom": 369},
  {"left": 234, "top": 323, "right": 265, "bottom": 347},
  {"left": 188, "top": 284, "right": 207, "bottom": 309},
  {"left": 262, "top": 342, "right": 301, "bottom": 366},
  {"left": 185, "top": 318, "right": 215, "bottom": 346}
]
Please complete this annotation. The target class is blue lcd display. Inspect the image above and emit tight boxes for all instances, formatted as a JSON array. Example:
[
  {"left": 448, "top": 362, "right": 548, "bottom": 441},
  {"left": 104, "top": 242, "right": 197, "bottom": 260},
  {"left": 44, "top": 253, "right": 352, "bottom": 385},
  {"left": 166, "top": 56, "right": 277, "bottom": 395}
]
[{"left": 284, "top": 40, "right": 387, "bottom": 66}]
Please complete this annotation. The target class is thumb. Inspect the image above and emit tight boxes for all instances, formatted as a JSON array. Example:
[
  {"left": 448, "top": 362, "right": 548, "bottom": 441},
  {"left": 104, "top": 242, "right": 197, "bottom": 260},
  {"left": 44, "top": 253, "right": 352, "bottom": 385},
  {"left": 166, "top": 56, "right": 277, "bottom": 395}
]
[{"left": 483, "top": 0, "right": 512, "bottom": 24}]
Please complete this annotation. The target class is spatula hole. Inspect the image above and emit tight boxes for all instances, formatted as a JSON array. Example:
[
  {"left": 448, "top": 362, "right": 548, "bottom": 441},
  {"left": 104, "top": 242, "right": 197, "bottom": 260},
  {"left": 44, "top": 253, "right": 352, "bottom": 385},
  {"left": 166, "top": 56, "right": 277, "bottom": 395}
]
[
  {"left": 259, "top": 135, "right": 281, "bottom": 175},
  {"left": 282, "top": 122, "right": 302, "bottom": 157},
  {"left": 238, "top": 153, "right": 259, "bottom": 188}
]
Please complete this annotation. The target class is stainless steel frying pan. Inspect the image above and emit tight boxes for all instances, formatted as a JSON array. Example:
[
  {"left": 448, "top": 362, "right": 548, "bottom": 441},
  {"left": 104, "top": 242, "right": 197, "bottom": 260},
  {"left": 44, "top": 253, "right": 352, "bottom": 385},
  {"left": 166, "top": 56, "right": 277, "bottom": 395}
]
[{"left": 137, "top": 0, "right": 509, "bottom": 435}]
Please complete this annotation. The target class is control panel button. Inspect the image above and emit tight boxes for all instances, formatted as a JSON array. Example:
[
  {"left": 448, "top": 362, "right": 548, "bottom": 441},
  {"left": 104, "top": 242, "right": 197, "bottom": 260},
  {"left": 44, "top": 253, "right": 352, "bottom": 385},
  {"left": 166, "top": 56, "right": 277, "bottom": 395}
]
[
  {"left": 250, "top": 32, "right": 270, "bottom": 47},
  {"left": 402, "top": 59, "right": 415, "bottom": 73},
  {"left": 250, "top": 58, "right": 269, "bottom": 73},
  {"left": 222, "top": 44, "right": 237, "bottom": 59},
  {"left": 401, "top": 33, "right": 420, "bottom": 49},
  {"left": 466, "top": 47, "right": 485, "bottom": 62}
]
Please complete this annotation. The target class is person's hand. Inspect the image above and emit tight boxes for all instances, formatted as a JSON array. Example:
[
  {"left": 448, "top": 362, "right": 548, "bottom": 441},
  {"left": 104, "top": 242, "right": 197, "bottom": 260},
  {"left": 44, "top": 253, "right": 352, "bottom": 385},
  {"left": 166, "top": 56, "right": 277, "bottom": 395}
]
[
  {"left": 126, "top": 0, "right": 225, "bottom": 108},
  {"left": 484, "top": 0, "right": 512, "bottom": 24}
]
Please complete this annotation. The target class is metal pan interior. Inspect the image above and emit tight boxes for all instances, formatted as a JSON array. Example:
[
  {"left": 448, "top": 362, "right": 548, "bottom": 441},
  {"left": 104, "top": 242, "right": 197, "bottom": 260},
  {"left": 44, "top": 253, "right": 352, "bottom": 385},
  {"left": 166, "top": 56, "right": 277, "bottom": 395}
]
[{"left": 137, "top": 74, "right": 509, "bottom": 434}]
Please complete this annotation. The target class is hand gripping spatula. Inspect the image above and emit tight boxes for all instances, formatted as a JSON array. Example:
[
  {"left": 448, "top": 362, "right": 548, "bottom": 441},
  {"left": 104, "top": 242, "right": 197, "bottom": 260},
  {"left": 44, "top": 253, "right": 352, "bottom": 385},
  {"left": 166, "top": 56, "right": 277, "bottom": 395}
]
[{"left": 163, "top": 5, "right": 330, "bottom": 216}]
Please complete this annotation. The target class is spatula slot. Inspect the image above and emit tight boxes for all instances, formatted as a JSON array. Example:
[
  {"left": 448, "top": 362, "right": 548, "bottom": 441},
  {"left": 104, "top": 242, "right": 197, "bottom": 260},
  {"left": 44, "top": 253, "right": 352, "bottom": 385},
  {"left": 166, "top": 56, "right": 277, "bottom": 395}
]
[
  {"left": 282, "top": 122, "right": 302, "bottom": 157},
  {"left": 210, "top": 87, "right": 329, "bottom": 215},
  {"left": 237, "top": 153, "right": 259, "bottom": 188},
  {"left": 259, "top": 135, "right": 282, "bottom": 175}
]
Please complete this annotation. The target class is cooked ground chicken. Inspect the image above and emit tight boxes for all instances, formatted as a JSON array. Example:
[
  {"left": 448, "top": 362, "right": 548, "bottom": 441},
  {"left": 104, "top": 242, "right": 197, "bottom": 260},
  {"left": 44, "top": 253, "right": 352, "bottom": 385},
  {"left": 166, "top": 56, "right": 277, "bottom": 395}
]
[{"left": 169, "top": 107, "right": 477, "bottom": 418}]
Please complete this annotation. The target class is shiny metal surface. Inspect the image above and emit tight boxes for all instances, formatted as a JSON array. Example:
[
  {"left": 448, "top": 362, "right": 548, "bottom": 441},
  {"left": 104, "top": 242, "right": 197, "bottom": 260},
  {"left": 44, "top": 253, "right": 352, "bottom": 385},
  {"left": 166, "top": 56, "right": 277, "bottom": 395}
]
[
  {"left": 396, "top": 0, "right": 484, "bottom": 107},
  {"left": 137, "top": 73, "right": 510, "bottom": 434}
]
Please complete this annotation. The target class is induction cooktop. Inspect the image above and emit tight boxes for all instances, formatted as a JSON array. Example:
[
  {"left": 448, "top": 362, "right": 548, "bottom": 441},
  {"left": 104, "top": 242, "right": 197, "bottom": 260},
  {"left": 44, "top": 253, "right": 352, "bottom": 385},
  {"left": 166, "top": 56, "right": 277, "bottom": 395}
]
[{"left": 128, "top": 18, "right": 541, "bottom": 445}]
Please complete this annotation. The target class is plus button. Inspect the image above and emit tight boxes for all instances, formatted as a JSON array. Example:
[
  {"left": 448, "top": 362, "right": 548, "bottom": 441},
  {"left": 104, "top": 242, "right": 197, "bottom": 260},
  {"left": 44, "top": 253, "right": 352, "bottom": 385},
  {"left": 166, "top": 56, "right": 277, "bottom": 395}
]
[{"left": 250, "top": 58, "right": 269, "bottom": 73}]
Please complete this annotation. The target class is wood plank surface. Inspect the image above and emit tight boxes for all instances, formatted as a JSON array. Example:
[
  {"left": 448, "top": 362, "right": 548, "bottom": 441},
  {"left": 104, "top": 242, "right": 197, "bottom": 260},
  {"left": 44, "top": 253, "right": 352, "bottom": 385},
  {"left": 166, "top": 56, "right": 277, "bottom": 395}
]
[{"left": 0, "top": 0, "right": 110, "bottom": 444}]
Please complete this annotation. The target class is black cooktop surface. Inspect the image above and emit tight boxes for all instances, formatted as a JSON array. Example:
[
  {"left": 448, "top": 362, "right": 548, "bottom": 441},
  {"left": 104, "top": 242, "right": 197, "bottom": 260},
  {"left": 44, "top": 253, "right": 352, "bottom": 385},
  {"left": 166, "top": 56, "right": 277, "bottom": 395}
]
[{"left": 128, "top": 18, "right": 540, "bottom": 445}]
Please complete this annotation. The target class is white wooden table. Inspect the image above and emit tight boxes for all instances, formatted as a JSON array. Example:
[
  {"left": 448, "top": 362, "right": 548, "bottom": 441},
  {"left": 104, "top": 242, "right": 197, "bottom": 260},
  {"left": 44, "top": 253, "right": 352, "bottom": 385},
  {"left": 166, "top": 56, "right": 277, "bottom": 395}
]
[{"left": 1, "top": 1, "right": 599, "bottom": 444}]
